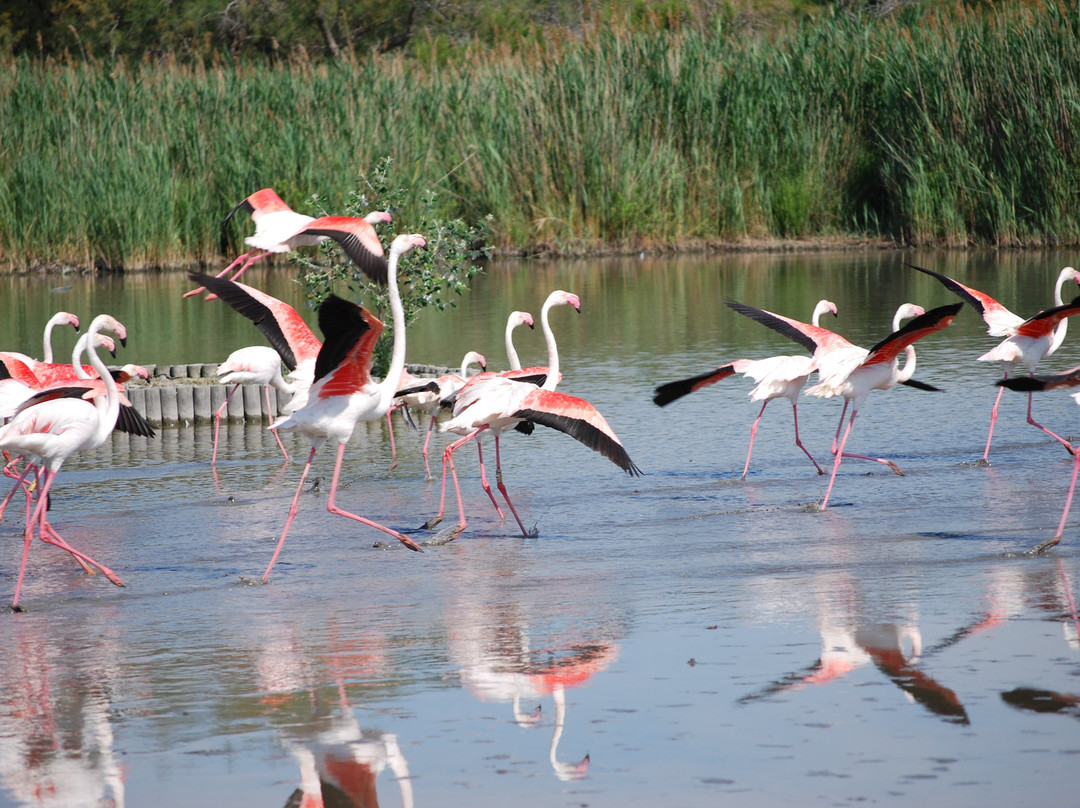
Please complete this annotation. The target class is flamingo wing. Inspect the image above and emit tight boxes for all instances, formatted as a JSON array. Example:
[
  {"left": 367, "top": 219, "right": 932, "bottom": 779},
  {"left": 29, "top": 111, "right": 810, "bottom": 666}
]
[
  {"left": 297, "top": 216, "right": 388, "bottom": 284},
  {"left": 998, "top": 364, "right": 1080, "bottom": 392},
  {"left": 907, "top": 263, "right": 1022, "bottom": 336},
  {"left": 512, "top": 388, "right": 642, "bottom": 476},
  {"left": 223, "top": 187, "right": 293, "bottom": 227},
  {"left": 313, "top": 295, "right": 384, "bottom": 398},
  {"left": 653, "top": 363, "right": 741, "bottom": 407},
  {"left": 1014, "top": 294, "right": 1080, "bottom": 338},
  {"left": 0, "top": 354, "right": 40, "bottom": 385},
  {"left": 861, "top": 303, "right": 963, "bottom": 366},
  {"left": 726, "top": 300, "right": 852, "bottom": 356},
  {"left": 187, "top": 272, "right": 321, "bottom": 370}
]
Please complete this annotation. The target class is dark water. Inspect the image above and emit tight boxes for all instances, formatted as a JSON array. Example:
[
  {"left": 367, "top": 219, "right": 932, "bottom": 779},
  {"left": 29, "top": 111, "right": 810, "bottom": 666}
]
[{"left": 2, "top": 251, "right": 1080, "bottom": 806}]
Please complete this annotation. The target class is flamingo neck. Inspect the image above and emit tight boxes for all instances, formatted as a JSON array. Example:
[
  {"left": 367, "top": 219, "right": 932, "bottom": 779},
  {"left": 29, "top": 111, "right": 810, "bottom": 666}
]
[
  {"left": 42, "top": 313, "right": 67, "bottom": 363},
  {"left": 380, "top": 247, "right": 408, "bottom": 410},
  {"left": 897, "top": 345, "right": 917, "bottom": 383},
  {"left": 505, "top": 320, "right": 522, "bottom": 371},
  {"left": 71, "top": 333, "right": 93, "bottom": 380},
  {"left": 1049, "top": 270, "right": 1073, "bottom": 356},
  {"left": 540, "top": 300, "right": 561, "bottom": 391},
  {"left": 83, "top": 320, "right": 120, "bottom": 445}
]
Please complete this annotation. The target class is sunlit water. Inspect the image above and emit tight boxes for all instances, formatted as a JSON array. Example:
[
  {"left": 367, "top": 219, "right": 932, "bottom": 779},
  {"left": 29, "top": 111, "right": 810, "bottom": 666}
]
[{"left": 2, "top": 251, "right": 1080, "bottom": 806}]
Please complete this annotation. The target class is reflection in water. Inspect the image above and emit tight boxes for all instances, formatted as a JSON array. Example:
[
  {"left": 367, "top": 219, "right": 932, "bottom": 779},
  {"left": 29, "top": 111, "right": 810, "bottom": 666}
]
[
  {"left": 446, "top": 551, "right": 620, "bottom": 782},
  {"left": 0, "top": 619, "right": 125, "bottom": 807},
  {"left": 252, "top": 625, "right": 413, "bottom": 808}
]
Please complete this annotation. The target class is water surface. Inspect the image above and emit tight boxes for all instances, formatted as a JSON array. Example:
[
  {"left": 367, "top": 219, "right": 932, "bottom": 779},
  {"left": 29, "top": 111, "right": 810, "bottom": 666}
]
[{"left": 1, "top": 251, "right": 1080, "bottom": 806}]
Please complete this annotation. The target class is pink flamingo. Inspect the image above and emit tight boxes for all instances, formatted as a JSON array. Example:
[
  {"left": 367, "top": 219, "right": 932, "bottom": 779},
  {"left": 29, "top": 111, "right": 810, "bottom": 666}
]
[
  {"left": 260, "top": 232, "right": 428, "bottom": 582},
  {"left": 654, "top": 299, "right": 838, "bottom": 478},
  {"left": 910, "top": 263, "right": 1080, "bottom": 462},
  {"left": 394, "top": 350, "right": 489, "bottom": 479},
  {"left": 803, "top": 303, "right": 963, "bottom": 509},
  {"left": 424, "top": 293, "right": 577, "bottom": 534},
  {"left": 0, "top": 311, "right": 80, "bottom": 370},
  {"left": 0, "top": 314, "right": 131, "bottom": 608},
  {"left": 184, "top": 188, "right": 392, "bottom": 298},
  {"left": 211, "top": 345, "right": 295, "bottom": 464},
  {"left": 997, "top": 336, "right": 1080, "bottom": 555}
]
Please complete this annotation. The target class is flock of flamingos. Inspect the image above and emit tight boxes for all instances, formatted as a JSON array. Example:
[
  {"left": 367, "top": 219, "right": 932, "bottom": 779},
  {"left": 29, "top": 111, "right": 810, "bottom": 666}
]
[{"left": 3, "top": 187, "right": 1080, "bottom": 609}]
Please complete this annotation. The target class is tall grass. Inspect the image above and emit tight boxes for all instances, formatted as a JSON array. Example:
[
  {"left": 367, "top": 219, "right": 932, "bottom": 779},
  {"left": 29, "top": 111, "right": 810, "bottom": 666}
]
[{"left": 1, "top": 2, "right": 1078, "bottom": 270}]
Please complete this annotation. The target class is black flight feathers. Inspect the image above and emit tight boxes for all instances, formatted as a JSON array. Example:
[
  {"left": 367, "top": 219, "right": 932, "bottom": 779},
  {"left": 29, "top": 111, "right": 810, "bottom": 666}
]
[
  {"left": 512, "top": 407, "right": 641, "bottom": 476},
  {"left": 312, "top": 294, "right": 379, "bottom": 385},
  {"left": 186, "top": 271, "right": 299, "bottom": 371}
]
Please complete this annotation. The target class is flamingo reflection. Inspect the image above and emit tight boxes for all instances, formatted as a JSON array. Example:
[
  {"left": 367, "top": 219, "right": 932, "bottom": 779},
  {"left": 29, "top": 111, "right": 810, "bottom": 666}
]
[{"left": 0, "top": 621, "right": 125, "bottom": 807}]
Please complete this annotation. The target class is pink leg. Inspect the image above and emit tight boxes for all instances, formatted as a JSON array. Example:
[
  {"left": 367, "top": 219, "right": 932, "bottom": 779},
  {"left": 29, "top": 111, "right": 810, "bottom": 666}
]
[
  {"left": 493, "top": 435, "right": 532, "bottom": 538},
  {"left": 264, "top": 386, "right": 288, "bottom": 461},
  {"left": 324, "top": 443, "right": 422, "bottom": 551},
  {"left": 838, "top": 450, "right": 904, "bottom": 476},
  {"left": 421, "top": 416, "right": 437, "bottom": 479},
  {"left": 476, "top": 439, "right": 506, "bottom": 519},
  {"left": 0, "top": 460, "right": 33, "bottom": 524},
  {"left": 831, "top": 400, "right": 850, "bottom": 456},
  {"left": 741, "top": 401, "right": 768, "bottom": 479},
  {"left": 204, "top": 252, "right": 272, "bottom": 301},
  {"left": 1026, "top": 389, "right": 1075, "bottom": 455},
  {"left": 821, "top": 408, "right": 859, "bottom": 510},
  {"left": 791, "top": 403, "right": 825, "bottom": 475},
  {"left": 263, "top": 445, "right": 318, "bottom": 582},
  {"left": 385, "top": 409, "right": 398, "bottom": 471},
  {"left": 982, "top": 382, "right": 1006, "bottom": 462},
  {"left": 1032, "top": 443, "right": 1080, "bottom": 555},
  {"left": 424, "top": 428, "right": 485, "bottom": 530},
  {"left": 212, "top": 384, "right": 241, "bottom": 465},
  {"left": 183, "top": 251, "right": 255, "bottom": 298}
]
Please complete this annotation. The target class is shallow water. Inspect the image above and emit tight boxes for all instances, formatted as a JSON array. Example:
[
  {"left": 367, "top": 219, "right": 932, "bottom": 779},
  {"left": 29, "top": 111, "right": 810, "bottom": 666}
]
[{"left": 2, "top": 252, "right": 1080, "bottom": 806}]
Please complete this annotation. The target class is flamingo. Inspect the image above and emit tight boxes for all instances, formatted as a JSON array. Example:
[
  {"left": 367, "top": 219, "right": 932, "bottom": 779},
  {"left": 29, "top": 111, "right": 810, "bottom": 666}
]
[
  {"left": 653, "top": 299, "right": 839, "bottom": 478},
  {"left": 423, "top": 292, "right": 579, "bottom": 535},
  {"left": 803, "top": 303, "right": 963, "bottom": 509},
  {"left": 211, "top": 345, "right": 294, "bottom": 464},
  {"left": 997, "top": 360, "right": 1080, "bottom": 555},
  {"left": 394, "top": 350, "right": 489, "bottom": 479},
  {"left": 260, "top": 232, "right": 428, "bottom": 583},
  {"left": 909, "top": 263, "right": 1080, "bottom": 462},
  {"left": 184, "top": 188, "right": 392, "bottom": 298},
  {"left": 428, "top": 325, "right": 641, "bottom": 539},
  {"left": 0, "top": 314, "right": 130, "bottom": 608},
  {"left": 0, "top": 311, "right": 80, "bottom": 369},
  {"left": 186, "top": 270, "right": 322, "bottom": 421}
]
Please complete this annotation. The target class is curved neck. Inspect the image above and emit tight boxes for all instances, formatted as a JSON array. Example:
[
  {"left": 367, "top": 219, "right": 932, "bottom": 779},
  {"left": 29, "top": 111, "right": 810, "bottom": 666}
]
[
  {"left": 897, "top": 345, "right": 917, "bottom": 383},
  {"left": 43, "top": 314, "right": 65, "bottom": 363},
  {"left": 540, "top": 300, "right": 561, "bottom": 391},
  {"left": 1051, "top": 272, "right": 1071, "bottom": 355},
  {"left": 71, "top": 333, "right": 92, "bottom": 380},
  {"left": 505, "top": 320, "right": 522, "bottom": 371},
  {"left": 379, "top": 248, "right": 408, "bottom": 409},
  {"left": 83, "top": 322, "right": 120, "bottom": 444}
]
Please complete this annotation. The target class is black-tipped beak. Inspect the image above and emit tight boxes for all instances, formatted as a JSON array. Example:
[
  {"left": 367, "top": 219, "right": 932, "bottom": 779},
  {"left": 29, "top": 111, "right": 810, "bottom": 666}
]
[{"left": 120, "top": 337, "right": 128, "bottom": 348}]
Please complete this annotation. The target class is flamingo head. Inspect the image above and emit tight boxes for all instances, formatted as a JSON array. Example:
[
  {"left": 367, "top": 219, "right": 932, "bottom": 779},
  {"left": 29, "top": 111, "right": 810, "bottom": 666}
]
[
  {"left": 462, "top": 350, "right": 487, "bottom": 372},
  {"left": 1061, "top": 266, "right": 1080, "bottom": 288},
  {"left": 892, "top": 303, "right": 926, "bottom": 331},
  {"left": 92, "top": 334, "right": 117, "bottom": 358},
  {"left": 510, "top": 310, "right": 535, "bottom": 330},
  {"left": 363, "top": 210, "right": 393, "bottom": 225},
  {"left": 546, "top": 290, "right": 581, "bottom": 313},
  {"left": 390, "top": 233, "right": 427, "bottom": 255},
  {"left": 59, "top": 312, "right": 81, "bottom": 331},
  {"left": 89, "top": 314, "right": 128, "bottom": 347},
  {"left": 818, "top": 300, "right": 838, "bottom": 318},
  {"left": 112, "top": 364, "right": 151, "bottom": 383}
]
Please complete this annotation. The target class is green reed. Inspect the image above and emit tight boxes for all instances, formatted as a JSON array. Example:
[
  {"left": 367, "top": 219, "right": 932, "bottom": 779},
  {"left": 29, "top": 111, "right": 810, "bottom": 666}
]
[{"left": 1, "top": 2, "right": 1078, "bottom": 270}]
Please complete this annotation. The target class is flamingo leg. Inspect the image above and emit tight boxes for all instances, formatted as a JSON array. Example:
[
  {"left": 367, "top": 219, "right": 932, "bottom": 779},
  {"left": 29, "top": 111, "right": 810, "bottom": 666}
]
[
  {"left": 982, "top": 380, "right": 1006, "bottom": 462},
  {"left": 494, "top": 435, "right": 533, "bottom": 538},
  {"left": 1026, "top": 389, "right": 1075, "bottom": 455},
  {"left": 831, "top": 400, "right": 850, "bottom": 456},
  {"left": 263, "top": 444, "right": 319, "bottom": 582},
  {"left": 821, "top": 408, "right": 860, "bottom": 510},
  {"left": 324, "top": 442, "right": 422, "bottom": 552},
  {"left": 0, "top": 459, "right": 34, "bottom": 524},
  {"left": 1030, "top": 442, "right": 1080, "bottom": 555},
  {"left": 421, "top": 415, "right": 437, "bottom": 480},
  {"left": 203, "top": 251, "right": 272, "bottom": 301},
  {"left": 212, "top": 384, "right": 241, "bottom": 465},
  {"left": 791, "top": 402, "right": 825, "bottom": 475},
  {"left": 476, "top": 439, "right": 506, "bottom": 519},
  {"left": 741, "top": 401, "right": 768, "bottom": 479},
  {"left": 265, "top": 386, "right": 288, "bottom": 461},
  {"left": 385, "top": 409, "right": 397, "bottom": 471},
  {"left": 182, "top": 251, "right": 256, "bottom": 298},
  {"left": 423, "top": 428, "right": 484, "bottom": 530}
]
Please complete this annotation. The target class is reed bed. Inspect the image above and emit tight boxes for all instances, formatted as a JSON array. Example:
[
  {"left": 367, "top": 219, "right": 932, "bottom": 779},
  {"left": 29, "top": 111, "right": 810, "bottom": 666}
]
[{"left": 1, "top": 2, "right": 1078, "bottom": 270}]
